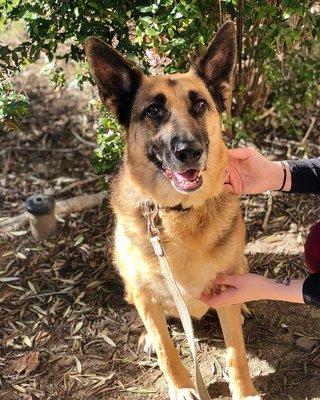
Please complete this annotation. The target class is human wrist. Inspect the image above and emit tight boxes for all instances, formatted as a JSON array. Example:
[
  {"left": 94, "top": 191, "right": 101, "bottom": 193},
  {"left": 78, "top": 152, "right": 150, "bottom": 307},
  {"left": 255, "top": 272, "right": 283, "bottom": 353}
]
[
  {"left": 267, "top": 278, "right": 304, "bottom": 303},
  {"left": 270, "top": 161, "right": 292, "bottom": 191},
  {"left": 282, "top": 161, "right": 292, "bottom": 191}
]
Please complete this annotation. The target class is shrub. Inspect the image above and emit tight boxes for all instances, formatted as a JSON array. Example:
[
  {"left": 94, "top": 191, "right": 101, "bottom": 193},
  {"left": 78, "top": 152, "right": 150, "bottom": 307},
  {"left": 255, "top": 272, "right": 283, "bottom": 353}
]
[
  {"left": 91, "top": 107, "right": 124, "bottom": 175},
  {"left": 0, "top": 70, "right": 29, "bottom": 134},
  {"left": 1, "top": 0, "right": 319, "bottom": 171}
]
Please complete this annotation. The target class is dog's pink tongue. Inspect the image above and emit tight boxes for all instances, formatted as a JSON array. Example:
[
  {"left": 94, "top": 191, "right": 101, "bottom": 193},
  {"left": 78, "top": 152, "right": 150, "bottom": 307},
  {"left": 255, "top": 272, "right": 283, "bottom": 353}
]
[{"left": 172, "top": 169, "right": 198, "bottom": 182}]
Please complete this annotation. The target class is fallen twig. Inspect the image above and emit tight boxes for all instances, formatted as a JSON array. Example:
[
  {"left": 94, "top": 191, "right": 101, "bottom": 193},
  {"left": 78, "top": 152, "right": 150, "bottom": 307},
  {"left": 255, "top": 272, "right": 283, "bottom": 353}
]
[
  {"left": 265, "top": 137, "right": 320, "bottom": 152},
  {"left": 0, "top": 146, "right": 79, "bottom": 153},
  {"left": 256, "top": 106, "right": 275, "bottom": 121},
  {"left": 301, "top": 116, "right": 316, "bottom": 145},
  {"left": 0, "top": 191, "right": 107, "bottom": 233},
  {"left": 56, "top": 176, "right": 100, "bottom": 195},
  {"left": 70, "top": 130, "right": 97, "bottom": 148}
]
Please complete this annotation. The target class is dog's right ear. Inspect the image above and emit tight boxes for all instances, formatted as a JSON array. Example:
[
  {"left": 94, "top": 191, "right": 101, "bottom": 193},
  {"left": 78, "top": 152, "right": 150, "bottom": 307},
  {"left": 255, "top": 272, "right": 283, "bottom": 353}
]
[{"left": 85, "top": 37, "right": 143, "bottom": 127}]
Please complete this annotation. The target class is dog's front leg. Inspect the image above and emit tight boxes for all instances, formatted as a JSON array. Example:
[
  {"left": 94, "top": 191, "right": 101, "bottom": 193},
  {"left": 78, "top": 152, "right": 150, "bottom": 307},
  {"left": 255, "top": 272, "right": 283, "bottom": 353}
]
[
  {"left": 217, "top": 304, "right": 261, "bottom": 400},
  {"left": 133, "top": 291, "right": 199, "bottom": 400}
]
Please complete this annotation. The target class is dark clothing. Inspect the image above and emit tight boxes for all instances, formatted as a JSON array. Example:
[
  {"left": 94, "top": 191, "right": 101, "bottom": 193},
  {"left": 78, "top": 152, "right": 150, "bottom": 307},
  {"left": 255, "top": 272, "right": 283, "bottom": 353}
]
[
  {"left": 303, "top": 273, "right": 320, "bottom": 307},
  {"left": 288, "top": 157, "right": 320, "bottom": 194},
  {"left": 286, "top": 157, "right": 320, "bottom": 307},
  {"left": 304, "top": 222, "right": 320, "bottom": 273}
]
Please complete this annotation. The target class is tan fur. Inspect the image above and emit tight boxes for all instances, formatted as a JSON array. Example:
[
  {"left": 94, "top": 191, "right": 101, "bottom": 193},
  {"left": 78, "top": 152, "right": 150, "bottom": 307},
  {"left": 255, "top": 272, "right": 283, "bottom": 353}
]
[
  {"left": 110, "top": 72, "right": 259, "bottom": 399},
  {"left": 85, "top": 24, "right": 260, "bottom": 399}
]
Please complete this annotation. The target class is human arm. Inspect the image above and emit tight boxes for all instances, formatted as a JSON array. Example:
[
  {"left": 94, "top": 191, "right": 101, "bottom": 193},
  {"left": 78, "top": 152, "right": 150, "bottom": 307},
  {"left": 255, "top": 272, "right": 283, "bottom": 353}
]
[
  {"left": 200, "top": 273, "right": 320, "bottom": 308},
  {"left": 224, "top": 147, "right": 320, "bottom": 195},
  {"left": 200, "top": 273, "right": 313, "bottom": 308}
]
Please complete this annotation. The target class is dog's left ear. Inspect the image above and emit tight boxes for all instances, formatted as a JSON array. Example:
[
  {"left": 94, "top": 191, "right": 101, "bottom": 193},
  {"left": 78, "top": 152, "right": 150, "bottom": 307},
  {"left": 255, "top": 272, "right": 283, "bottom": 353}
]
[
  {"left": 194, "top": 21, "right": 237, "bottom": 113},
  {"left": 85, "top": 37, "right": 143, "bottom": 127}
]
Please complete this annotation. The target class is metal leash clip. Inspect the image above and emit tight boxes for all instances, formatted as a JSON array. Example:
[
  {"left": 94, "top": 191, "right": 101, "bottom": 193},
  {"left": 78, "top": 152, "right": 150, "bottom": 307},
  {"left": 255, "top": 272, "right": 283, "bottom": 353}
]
[{"left": 141, "top": 199, "right": 160, "bottom": 237}]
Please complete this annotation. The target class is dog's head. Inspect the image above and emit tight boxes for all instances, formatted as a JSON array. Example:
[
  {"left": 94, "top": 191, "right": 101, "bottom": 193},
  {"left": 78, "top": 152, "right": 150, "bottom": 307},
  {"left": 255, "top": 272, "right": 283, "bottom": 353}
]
[{"left": 85, "top": 22, "right": 236, "bottom": 208}]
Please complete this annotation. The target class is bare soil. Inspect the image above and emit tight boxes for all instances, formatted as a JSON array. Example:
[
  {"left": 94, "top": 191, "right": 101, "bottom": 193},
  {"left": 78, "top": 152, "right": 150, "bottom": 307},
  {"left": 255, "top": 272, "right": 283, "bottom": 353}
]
[{"left": 1, "top": 66, "right": 320, "bottom": 400}]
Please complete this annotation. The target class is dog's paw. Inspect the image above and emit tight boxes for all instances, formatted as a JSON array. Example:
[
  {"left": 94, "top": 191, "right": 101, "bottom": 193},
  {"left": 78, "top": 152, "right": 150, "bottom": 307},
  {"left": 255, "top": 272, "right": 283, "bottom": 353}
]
[
  {"left": 168, "top": 387, "right": 200, "bottom": 400},
  {"left": 137, "top": 331, "right": 156, "bottom": 356},
  {"left": 231, "top": 387, "right": 262, "bottom": 400}
]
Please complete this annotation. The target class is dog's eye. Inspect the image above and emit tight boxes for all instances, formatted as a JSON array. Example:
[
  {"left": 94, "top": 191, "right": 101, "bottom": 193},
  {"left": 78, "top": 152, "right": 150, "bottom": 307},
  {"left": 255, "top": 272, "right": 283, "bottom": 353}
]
[
  {"left": 194, "top": 99, "right": 208, "bottom": 113},
  {"left": 146, "top": 104, "right": 162, "bottom": 117}
]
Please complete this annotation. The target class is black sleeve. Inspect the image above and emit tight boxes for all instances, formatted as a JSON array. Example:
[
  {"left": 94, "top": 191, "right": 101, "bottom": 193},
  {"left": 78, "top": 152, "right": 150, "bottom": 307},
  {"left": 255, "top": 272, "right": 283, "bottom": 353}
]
[
  {"left": 302, "top": 274, "right": 320, "bottom": 307},
  {"left": 287, "top": 158, "right": 320, "bottom": 194}
]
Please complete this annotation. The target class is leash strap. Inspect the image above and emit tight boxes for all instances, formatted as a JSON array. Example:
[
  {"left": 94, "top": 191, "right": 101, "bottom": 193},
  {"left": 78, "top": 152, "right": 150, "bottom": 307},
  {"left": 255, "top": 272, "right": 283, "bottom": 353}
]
[{"left": 142, "top": 200, "right": 211, "bottom": 400}]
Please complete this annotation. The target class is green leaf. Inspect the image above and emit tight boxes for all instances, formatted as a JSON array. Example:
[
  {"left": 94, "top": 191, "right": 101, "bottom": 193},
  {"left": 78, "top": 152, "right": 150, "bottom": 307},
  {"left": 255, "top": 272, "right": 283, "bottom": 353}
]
[{"left": 74, "top": 235, "right": 84, "bottom": 246}]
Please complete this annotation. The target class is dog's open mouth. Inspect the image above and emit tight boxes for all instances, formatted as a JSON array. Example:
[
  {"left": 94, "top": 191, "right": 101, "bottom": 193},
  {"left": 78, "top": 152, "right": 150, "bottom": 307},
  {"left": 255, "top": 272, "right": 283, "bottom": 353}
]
[{"left": 162, "top": 168, "right": 203, "bottom": 193}]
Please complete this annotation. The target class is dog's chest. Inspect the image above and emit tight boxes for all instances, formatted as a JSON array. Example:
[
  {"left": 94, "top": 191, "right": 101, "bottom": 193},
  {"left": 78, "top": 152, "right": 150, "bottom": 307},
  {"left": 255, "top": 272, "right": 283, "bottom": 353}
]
[
  {"left": 126, "top": 232, "right": 234, "bottom": 318},
  {"left": 114, "top": 203, "right": 242, "bottom": 319}
]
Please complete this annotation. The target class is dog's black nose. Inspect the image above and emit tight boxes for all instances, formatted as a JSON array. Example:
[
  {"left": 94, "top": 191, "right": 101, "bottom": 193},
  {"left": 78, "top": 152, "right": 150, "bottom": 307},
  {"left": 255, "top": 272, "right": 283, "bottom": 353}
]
[{"left": 172, "top": 140, "right": 203, "bottom": 163}]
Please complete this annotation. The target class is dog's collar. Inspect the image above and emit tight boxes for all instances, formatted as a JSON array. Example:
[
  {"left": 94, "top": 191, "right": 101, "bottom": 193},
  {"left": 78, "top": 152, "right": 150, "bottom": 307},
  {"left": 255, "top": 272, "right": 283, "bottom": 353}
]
[
  {"left": 140, "top": 200, "right": 191, "bottom": 223},
  {"left": 162, "top": 203, "right": 191, "bottom": 212}
]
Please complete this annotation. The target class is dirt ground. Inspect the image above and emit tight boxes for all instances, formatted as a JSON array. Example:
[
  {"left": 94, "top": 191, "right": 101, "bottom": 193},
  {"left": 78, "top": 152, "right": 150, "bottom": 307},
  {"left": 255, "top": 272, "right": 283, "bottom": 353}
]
[{"left": 1, "top": 66, "right": 320, "bottom": 400}]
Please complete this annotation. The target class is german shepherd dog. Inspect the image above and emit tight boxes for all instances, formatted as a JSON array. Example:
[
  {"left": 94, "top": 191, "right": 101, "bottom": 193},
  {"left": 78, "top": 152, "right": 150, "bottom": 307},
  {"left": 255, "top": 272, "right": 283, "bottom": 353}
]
[{"left": 85, "top": 22, "right": 261, "bottom": 400}]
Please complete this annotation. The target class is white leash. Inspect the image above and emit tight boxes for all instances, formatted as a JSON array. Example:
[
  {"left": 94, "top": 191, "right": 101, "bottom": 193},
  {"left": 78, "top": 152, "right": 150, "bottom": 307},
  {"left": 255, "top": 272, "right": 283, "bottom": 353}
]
[{"left": 142, "top": 200, "right": 211, "bottom": 400}]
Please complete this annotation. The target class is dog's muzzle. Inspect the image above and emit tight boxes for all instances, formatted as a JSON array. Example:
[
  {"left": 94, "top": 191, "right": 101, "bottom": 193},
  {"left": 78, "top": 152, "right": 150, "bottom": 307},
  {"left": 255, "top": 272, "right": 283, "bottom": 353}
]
[{"left": 159, "top": 138, "right": 205, "bottom": 193}]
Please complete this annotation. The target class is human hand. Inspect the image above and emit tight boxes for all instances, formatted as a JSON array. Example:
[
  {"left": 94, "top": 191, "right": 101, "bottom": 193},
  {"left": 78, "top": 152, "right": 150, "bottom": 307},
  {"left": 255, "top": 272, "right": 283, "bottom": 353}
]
[
  {"left": 224, "top": 148, "right": 291, "bottom": 194},
  {"left": 200, "top": 273, "right": 268, "bottom": 308}
]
